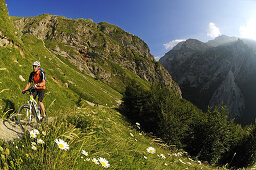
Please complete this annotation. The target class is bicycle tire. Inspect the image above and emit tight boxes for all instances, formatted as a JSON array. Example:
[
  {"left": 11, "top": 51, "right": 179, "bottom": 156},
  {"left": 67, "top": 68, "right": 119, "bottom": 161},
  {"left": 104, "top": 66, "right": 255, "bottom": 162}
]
[{"left": 17, "top": 104, "right": 37, "bottom": 123}]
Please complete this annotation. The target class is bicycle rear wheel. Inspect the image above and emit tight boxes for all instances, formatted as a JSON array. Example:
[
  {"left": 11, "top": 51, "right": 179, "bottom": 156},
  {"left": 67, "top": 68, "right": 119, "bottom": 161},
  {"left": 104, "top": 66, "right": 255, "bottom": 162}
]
[{"left": 17, "top": 104, "right": 35, "bottom": 123}]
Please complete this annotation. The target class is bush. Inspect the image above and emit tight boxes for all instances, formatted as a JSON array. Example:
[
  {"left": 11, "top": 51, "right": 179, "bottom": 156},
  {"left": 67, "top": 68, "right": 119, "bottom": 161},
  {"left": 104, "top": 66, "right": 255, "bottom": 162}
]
[{"left": 120, "top": 82, "right": 246, "bottom": 167}]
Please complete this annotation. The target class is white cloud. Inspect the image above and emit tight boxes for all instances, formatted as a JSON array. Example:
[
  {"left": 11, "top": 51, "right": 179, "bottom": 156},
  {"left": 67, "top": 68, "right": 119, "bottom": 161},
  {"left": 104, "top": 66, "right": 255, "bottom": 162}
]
[
  {"left": 239, "top": 19, "right": 256, "bottom": 40},
  {"left": 154, "top": 56, "right": 162, "bottom": 61},
  {"left": 163, "top": 39, "right": 186, "bottom": 50},
  {"left": 207, "top": 22, "right": 221, "bottom": 38}
]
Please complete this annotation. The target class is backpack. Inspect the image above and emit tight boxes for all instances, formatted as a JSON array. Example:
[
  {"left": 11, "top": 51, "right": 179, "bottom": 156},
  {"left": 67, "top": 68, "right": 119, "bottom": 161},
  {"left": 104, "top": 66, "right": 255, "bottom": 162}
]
[{"left": 39, "top": 68, "right": 47, "bottom": 82}]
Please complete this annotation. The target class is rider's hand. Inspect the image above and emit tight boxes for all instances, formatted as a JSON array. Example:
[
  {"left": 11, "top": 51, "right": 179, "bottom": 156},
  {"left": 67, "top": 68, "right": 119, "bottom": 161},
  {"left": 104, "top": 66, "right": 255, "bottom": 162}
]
[
  {"left": 33, "top": 84, "right": 38, "bottom": 89},
  {"left": 22, "top": 90, "right": 26, "bottom": 94}
]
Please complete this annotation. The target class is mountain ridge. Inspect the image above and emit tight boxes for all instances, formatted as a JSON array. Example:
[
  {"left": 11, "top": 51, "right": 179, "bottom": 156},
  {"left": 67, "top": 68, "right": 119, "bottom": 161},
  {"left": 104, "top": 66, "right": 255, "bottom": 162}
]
[{"left": 159, "top": 35, "right": 256, "bottom": 123}]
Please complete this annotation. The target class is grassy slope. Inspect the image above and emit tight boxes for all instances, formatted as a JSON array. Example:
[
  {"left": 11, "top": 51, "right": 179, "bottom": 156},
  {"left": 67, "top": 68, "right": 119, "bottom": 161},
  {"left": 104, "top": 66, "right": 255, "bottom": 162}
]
[
  {"left": 0, "top": 33, "right": 122, "bottom": 117},
  {"left": 0, "top": 106, "right": 221, "bottom": 169}
]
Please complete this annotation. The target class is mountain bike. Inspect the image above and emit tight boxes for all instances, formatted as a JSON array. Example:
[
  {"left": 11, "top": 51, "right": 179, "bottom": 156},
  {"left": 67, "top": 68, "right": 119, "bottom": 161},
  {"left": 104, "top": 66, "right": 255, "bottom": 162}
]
[{"left": 17, "top": 87, "right": 43, "bottom": 124}]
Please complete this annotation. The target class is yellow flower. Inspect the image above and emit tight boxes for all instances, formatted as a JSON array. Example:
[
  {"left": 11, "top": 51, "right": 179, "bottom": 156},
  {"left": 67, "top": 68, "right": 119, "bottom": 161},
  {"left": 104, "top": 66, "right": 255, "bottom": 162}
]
[
  {"left": 25, "top": 154, "right": 29, "bottom": 158},
  {"left": 42, "top": 131, "right": 46, "bottom": 136},
  {"left": 55, "top": 139, "right": 69, "bottom": 150},
  {"left": 1, "top": 154, "right": 5, "bottom": 160},
  {"left": 99, "top": 157, "right": 110, "bottom": 168},
  {"left": 146, "top": 147, "right": 156, "bottom": 154}
]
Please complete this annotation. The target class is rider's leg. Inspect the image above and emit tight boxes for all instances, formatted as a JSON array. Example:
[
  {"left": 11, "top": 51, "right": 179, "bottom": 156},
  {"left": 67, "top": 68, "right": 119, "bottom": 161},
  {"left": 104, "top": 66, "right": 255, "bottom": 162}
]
[
  {"left": 38, "top": 89, "right": 46, "bottom": 117},
  {"left": 38, "top": 101, "right": 46, "bottom": 117}
]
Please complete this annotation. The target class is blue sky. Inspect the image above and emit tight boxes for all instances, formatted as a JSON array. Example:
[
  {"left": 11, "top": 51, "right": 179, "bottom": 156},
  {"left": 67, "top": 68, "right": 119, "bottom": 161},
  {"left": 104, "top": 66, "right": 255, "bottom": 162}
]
[{"left": 6, "top": 0, "right": 256, "bottom": 60}]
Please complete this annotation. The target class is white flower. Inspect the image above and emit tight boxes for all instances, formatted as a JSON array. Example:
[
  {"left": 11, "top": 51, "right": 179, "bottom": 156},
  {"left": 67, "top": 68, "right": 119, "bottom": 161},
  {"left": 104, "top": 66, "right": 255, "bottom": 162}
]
[
  {"left": 92, "top": 158, "right": 99, "bottom": 165},
  {"left": 32, "top": 145, "right": 37, "bottom": 151},
  {"left": 15, "top": 146, "right": 18, "bottom": 149},
  {"left": 37, "top": 139, "right": 45, "bottom": 144},
  {"left": 144, "top": 156, "right": 147, "bottom": 159},
  {"left": 136, "top": 122, "right": 140, "bottom": 126},
  {"left": 198, "top": 160, "right": 201, "bottom": 165},
  {"left": 160, "top": 154, "right": 166, "bottom": 159},
  {"left": 86, "top": 158, "right": 90, "bottom": 161},
  {"left": 31, "top": 142, "right": 36, "bottom": 146},
  {"left": 32, "top": 129, "right": 40, "bottom": 135},
  {"left": 30, "top": 131, "right": 37, "bottom": 138},
  {"left": 42, "top": 131, "right": 46, "bottom": 136},
  {"left": 130, "top": 133, "right": 134, "bottom": 137},
  {"left": 81, "top": 150, "right": 88, "bottom": 156},
  {"left": 99, "top": 157, "right": 110, "bottom": 168},
  {"left": 81, "top": 156, "right": 83, "bottom": 159},
  {"left": 164, "top": 163, "right": 168, "bottom": 166},
  {"left": 147, "top": 147, "right": 156, "bottom": 154},
  {"left": 179, "top": 159, "right": 186, "bottom": 164},
  {"left": 55, "top": 139, "right": 69, "bottom": 150},
  {"left": 139, "top": 133, "right": 142, "bottom": 136}
]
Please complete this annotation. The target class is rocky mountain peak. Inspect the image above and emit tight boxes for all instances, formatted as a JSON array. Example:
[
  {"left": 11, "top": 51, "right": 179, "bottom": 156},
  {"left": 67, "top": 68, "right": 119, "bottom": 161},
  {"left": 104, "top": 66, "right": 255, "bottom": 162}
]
[{"left": 160, "top": 37, "right": 256, "bottom": 124}]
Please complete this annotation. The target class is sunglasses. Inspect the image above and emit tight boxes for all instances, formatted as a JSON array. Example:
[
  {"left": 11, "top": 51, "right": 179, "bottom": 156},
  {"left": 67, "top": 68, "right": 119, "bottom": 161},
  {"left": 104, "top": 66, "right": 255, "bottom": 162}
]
[{"left": 33, "top": 65, "right": 39, "bottom": 68}]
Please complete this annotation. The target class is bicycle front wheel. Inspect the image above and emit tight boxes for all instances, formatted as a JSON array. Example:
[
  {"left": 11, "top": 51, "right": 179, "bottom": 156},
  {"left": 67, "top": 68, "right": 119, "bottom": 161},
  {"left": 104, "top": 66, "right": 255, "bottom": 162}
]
[{"left": 17, "top": 104, "right": 32, "bottom": 123}]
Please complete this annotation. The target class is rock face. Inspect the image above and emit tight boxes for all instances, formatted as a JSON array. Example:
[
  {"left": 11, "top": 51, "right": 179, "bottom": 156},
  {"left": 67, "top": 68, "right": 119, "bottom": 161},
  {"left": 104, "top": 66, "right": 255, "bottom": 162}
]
[
  {"left": 159, "top": 36, "right": 256, "bottom": 123},
  {"left": 12, "top": 14, "right": 181, "bottom": 94}
]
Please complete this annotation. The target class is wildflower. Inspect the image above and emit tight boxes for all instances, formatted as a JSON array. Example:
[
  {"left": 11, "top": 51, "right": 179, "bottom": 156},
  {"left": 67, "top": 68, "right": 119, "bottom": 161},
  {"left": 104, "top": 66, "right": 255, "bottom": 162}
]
[
  {"left": 130, "top": 133, "right": 134, "bottom": 137},
  {"left": 144, "top": 156, "right": 147, "bottom": 159},
  {"left": 31, "top": 129, "right": 40, "bottom": 135},
  {"left": 136, "top": 122, "right": 140, "bottom": 126},
  {"left": 81, "top": 150, "right": 88, "bottom": 156},
  {"left": 1, "top": 154, "right": 5, "bottom": 160},
  {"left": 5, "top": 148, "right": 10, "bottom": 155},
  {"left": 25, "top": 154, "right": 29, "bottom": 158},
  {"left": 55, "top": 139, "right": 69, "bottom": 150},
  {"left": 164, "top": 163, "right": 168, "bottom": 166},
  {"left": 179, "top": 159, "right": 186, "bottom": 164},
  {"left": 30, "top": 131, "right": 37, "bottom": 138},
  {"left": 99, "top": 157, "right": 110, "bottom": 168},
  {"left": 147, "top": 147, "right": 156, "bottom": 154},
  {"left": 86, "top": 158, "right": 90, "bottom": 161},
  {"left": 16, "top": 146, "right": 18, "bottom": 149},
  {"left": 197, "top": 160, "right": 201, "bottom": 165},
  {"left": 92, "top": 158, "right": 99, "bottom": 165},
  {"left": 81, "top": 156, "right": 83, "bottom": 159},
  {"left": 32, "top": 146, "right": 37, "bottom": 151},
  {"left": 37, "top": 139, "right": 45, "bottom": 144},
  {"left": 139, "top": 133, "right": 142, "bottom": 135},
  {"left": 0, "top": 146, "right": 3, "bottom": 152},
  {"left": 160, "top": 154, "right": 166, "bottom": 159},
  {"left": 31, "top": 142, "right": 36, "bottom": 146},
  {"left": 22, "top": 145, "right": 24, "bottom": 148},
  {"left": 42, "top": 131, "right": 46, "bottom": 136}
]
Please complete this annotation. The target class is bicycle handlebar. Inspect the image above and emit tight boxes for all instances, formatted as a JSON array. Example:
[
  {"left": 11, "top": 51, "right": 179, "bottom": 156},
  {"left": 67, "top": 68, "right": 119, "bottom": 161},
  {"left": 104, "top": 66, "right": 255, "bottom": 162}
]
[{"left": 22, "top": 87, "right": 35, "bottom": 94}]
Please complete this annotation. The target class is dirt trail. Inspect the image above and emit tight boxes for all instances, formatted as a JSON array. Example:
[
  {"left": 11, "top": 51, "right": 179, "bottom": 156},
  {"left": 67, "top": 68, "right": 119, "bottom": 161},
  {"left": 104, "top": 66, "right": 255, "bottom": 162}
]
[
  {"left": 0, "top": 117, "right": 54, "bottom": 141},
  {"left": 0, "top": 119, "right": 25, "bottom": 141}
]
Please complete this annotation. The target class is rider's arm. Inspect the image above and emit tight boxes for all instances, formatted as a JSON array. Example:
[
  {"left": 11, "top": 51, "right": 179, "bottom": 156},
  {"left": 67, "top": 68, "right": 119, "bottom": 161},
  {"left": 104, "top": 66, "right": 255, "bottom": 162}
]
[{"left": 24, "top": 82, "right": 31, "bottom": 90}]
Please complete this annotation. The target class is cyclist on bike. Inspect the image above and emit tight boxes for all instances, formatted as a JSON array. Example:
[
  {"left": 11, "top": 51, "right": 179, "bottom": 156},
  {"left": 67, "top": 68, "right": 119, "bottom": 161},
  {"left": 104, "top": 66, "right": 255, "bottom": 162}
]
[{"left": 22, "top": 61, "right": 47, "bottom": 119}]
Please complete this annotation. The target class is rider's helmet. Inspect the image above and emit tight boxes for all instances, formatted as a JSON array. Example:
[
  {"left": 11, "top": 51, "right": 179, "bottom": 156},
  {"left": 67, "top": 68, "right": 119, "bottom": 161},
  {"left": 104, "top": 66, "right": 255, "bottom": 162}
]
[{"left": 33, "top": 61, "right": 40, "bottom": 67}]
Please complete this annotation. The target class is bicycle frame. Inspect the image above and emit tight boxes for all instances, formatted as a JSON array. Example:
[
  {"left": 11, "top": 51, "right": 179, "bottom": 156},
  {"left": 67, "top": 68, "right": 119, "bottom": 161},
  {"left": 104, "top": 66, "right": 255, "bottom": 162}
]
[{"left": 25, "top": 91, "right": 41, "bottom": 121}]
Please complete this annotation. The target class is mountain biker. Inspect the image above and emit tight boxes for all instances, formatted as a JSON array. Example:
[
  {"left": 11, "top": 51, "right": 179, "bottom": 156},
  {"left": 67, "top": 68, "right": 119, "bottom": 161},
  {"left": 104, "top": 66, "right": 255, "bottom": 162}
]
[{"left": 22, "top": 61, "right": 47, "bottom": 119}]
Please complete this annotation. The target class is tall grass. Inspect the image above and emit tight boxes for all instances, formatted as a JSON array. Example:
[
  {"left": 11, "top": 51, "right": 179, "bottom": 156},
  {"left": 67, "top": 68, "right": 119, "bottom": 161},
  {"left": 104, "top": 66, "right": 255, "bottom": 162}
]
[{"left": 0, "top": 106, "right": 223, "bottom": 169}]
